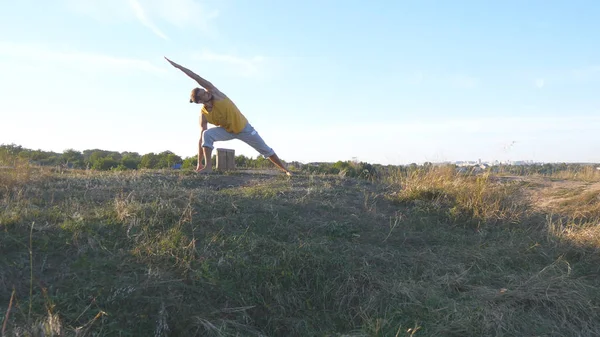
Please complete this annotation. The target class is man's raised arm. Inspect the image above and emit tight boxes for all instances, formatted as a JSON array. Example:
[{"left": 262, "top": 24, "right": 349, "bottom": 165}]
[{"left": 164, "top": 57, "right": 216, "bottom": 91}]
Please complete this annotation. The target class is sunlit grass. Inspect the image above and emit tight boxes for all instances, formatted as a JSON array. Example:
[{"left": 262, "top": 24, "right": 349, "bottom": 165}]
[
  {"left": 550, "top": 166, "right": 600, "bottom": 182},
  {"left": 385, "top": 166, "right": 525, "bottom": 226}
]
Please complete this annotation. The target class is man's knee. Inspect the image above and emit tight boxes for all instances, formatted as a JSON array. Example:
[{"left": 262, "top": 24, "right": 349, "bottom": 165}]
[
  {"left": 239, "top": 130, "right": 274, "bottom": 157},
  {"left": 202, "top": 129, "right": 215, "bottom": 149},
  {"left": 262, "top": 148, "right": 276, "bottom": 157},
  {"left": 247, "top": 138, "right": 274, "bottom": 157}
]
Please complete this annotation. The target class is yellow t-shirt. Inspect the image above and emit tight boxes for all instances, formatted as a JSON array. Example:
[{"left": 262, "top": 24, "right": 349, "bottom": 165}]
[{"left": 201, "top": 97, "right": 248, "bottom": 134}]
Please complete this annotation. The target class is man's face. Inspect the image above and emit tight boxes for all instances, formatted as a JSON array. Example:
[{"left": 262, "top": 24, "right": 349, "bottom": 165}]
[{"left": 196, "top": 89, "right": 211, "bottom": 103}]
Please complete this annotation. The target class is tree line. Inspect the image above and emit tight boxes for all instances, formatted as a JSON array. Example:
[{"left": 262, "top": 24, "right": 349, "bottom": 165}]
[
  {"left": 0, "top": 144, "right": 279, "bottom": 171},
  {"left": 0, "top": 143, "right": 383, "bottom": 179},
  {"left": 1, "top": 143, "right": 596, "bottom": 178}
]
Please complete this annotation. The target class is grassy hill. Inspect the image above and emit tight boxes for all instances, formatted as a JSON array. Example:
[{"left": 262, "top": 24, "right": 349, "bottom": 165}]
[{"left": 2, "top": 164, "right": 600, "bottom": 336}]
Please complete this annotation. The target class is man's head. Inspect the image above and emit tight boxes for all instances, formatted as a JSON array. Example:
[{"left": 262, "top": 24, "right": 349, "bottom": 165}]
[{"left": 189, "top": 87, "right": 212, "bottom": 104}]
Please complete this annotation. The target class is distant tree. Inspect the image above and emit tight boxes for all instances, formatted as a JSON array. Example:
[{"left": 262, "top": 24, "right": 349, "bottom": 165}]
[
  {"left": 29, "top": 150, "right": 50, "bottom": 161},
  {"left": 0, "top": 144, "right": 25, "bottom": 165},
  {"left": 121, "top": 154, "right": 141, "bottom": 170},
  {"left": 168, "top": 153, "right": 183, "bottom": 167},
  {"left": 86, "top": 150, "right": 121, "bottom": 167},
  {"left": 254, "top": 156, "right": 270, "bottom": 169},
  {"left": 91, "top": 157, "right": 119, "bottom": 170},
  {"left": 86, "top": 151, "right": 99, "bottom": 168},
  {"left": 156, "top": 151, "right": 182, "bottom": 168},
  {"left": 17, "top": 152, "right": 30, "bottom": 159},
  {"left": 62, "top": 149, "right": 84, "bottom": 168},
  {"left": 235, "top": 154, "right": 249, "bottom": 168},
  {"left": 121, "top": 152, "right": 141, "bottom": 159},
  {"left": 139, "top": 153, "right": 159, "bottom": 169},
  {"left": 0, "top": 143, "right": 24, "bottom": 156},
  {"left": 182, "top": 156, "right": 197, "bottom": 170},
  {"left": 83, "top": 149, "right": 101, "bottom": 161},
  {"left": 89, "top": 151, "right": 106, "bottom": 167}
]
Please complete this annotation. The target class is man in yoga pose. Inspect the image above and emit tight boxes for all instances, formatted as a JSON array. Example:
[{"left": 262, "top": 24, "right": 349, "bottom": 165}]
[{"left": 165, "top": 57, "right": 291, "bottom": 176}]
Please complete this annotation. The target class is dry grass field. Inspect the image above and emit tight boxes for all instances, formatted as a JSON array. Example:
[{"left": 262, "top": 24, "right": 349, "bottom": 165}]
[{"left": 2, "top": 163, "right": 600, "bottom": 336}]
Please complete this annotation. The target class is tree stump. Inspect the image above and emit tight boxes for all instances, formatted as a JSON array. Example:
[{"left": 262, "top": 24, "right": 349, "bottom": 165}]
[{"left": 216, "top": 148, "right": 235, "bottom": 171}]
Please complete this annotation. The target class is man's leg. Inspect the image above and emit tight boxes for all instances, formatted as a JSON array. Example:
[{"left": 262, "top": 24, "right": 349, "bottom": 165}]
[
  {"left": 267, "top": 153, "right": 292, "bottom": 176},
  {"left": 200, "top": 127, "right": 235, "bottom": 173},
  {"left": 237, "top": 124, "right": 291, "bottom": 175},
  {"left": 199, "top": 146, "right": 213, "bottom": 173}
]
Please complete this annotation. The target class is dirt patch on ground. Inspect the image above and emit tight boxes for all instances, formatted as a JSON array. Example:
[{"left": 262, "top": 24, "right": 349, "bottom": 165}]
[{"left": 498, "top": 175, "right": 600, "bottom": 212}]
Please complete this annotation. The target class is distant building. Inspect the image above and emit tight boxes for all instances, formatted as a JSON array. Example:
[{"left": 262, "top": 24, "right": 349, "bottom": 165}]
[
  {"left": 455, "top": 161, "right": 479, "bottom": 167},
  {"left": 307, "top": 162, "right": 331, "bottom": 167}
]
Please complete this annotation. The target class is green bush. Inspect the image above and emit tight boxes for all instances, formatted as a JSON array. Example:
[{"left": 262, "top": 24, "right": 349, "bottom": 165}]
[
  {"left": 139, "top": 153, "right": 158, "bottom": 169},
  {"left": 91, "top": 157, "right": 119, "bottom": 171},
  {"left": 121, "top": 155, "right": 141, "bottom": 170}
]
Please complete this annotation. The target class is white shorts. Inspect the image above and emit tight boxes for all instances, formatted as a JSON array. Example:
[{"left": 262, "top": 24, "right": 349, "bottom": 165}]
[{"left": 202, "top": 123, "right": 275, "bottom": 157}]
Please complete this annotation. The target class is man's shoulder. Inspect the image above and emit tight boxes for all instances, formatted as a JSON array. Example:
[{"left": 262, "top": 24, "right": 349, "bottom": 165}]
[{"left": 210, "top": 88, "right": 227, "bottom": 100}]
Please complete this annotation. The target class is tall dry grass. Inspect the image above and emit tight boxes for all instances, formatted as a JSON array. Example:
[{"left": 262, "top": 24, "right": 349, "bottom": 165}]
[
  {"left": 0, "top": 154, "right": 33, "bottom": 196},
  {"left": 550, "top": 166, "right": 600, "bottom": 182},
  {"left": 385, "top": 165, "right": 525, "bottom": 226}
]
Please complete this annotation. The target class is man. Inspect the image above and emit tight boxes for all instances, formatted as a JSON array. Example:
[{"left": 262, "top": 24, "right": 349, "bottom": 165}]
[{"left": 165, "top": 57, "right": 291, "bottom": 176}]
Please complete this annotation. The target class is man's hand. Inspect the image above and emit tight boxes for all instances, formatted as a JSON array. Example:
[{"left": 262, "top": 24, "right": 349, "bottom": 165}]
[
  {"left": 164, "top": 56, "right": 216, "bottom": 91},
  {"left": 164, "top": 56, "right": 181, "bottom": 69}
]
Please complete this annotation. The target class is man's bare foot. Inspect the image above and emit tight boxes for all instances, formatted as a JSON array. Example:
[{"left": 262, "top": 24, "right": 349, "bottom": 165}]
[
  {"left": 196, "top": 166, "right": 213, "bottom": 174},
  {"left": 285, "top": 171, "right": 292, "bottom": 176}
]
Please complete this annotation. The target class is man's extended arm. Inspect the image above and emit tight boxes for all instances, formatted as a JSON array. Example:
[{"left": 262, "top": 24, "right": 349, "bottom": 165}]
[
  {"left": 164, "top": 57, "right": 216, "bottom": 91},
  {"left": 198, "top": 114, "right": 208, "bottom": 169}
]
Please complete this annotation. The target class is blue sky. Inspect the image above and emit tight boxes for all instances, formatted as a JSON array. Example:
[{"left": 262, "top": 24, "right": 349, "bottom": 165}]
[{"left": 1, "top": 0, "right": 599, "bottom": 165}]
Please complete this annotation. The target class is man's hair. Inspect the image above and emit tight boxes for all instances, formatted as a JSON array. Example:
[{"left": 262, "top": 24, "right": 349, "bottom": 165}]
[{"left": 189, "top": 87, "right": 203, "bottom": 103}]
